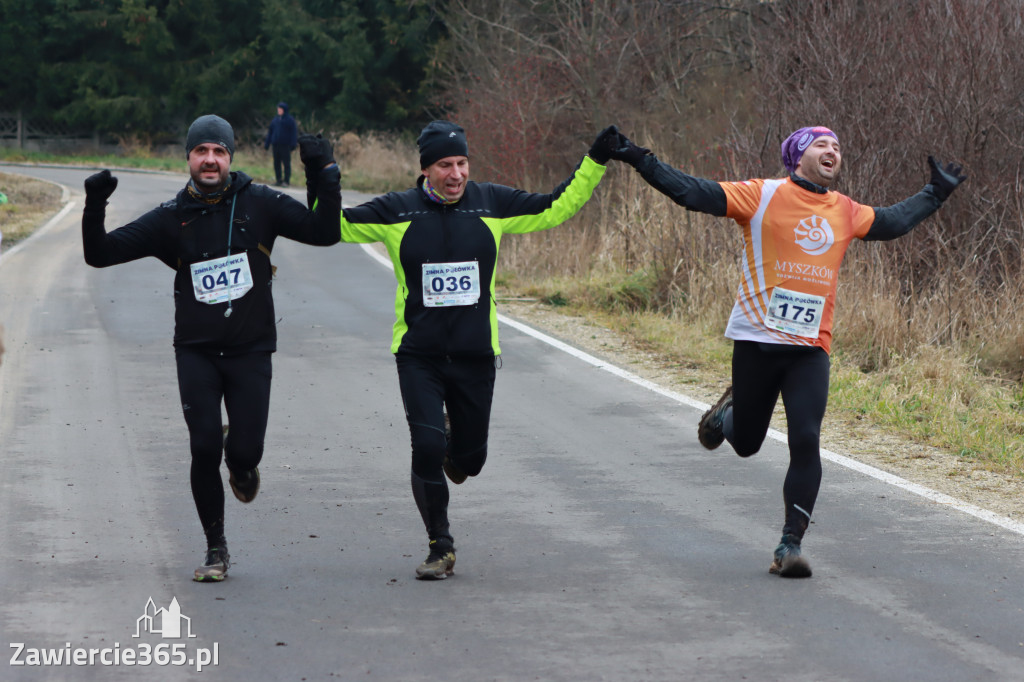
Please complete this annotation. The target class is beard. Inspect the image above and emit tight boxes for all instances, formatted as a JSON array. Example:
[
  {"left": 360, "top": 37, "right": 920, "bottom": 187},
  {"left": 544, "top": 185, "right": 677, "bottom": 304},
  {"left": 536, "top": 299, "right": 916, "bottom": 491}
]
[{"left": 191, "top": 167, "right": 229, "bottom": 192}]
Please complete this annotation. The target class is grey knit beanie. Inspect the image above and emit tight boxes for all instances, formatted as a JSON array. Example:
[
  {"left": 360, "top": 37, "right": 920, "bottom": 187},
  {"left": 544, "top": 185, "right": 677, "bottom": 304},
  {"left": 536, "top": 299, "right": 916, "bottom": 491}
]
[{"left": 186, "top": 115, "right": 235, "bottom": 159}]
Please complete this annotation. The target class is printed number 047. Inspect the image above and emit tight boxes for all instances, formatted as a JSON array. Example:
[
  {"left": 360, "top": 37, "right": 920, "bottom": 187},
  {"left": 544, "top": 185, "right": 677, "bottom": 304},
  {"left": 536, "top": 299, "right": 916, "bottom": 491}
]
[{"left": 203, "top": 268, "right": 243, "bottom": 290}]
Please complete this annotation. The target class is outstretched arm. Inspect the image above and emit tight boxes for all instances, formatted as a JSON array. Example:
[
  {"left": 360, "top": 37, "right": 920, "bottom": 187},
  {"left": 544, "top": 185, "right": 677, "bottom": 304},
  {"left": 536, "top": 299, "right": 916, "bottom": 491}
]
[
  {"left": 865, "top": 156, "right": 967, "bottom": 242},
  {"left": 609, "top": 133, "right": 727, "bottom": 216}
]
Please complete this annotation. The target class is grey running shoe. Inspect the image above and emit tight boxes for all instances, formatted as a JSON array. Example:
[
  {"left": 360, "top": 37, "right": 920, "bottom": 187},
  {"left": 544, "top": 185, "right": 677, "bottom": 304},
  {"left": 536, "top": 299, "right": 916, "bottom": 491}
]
[
  {"left": 768, "top": 534, "right": 812, "bottom": 578},
  {"left": 229, "top": 467, "right": 260, "bottom": 503},
  {"left": 194, "top": 542, "right": 230, "bottom": 582},
  {"left": 415, "top": 539, "right": 456, "bottom": 580},
  {"left": 442, "top": 411, "right": 467, "bottom": 485},
  {"left": 698, "top": 385, "right": 733, "bottom": 450}
]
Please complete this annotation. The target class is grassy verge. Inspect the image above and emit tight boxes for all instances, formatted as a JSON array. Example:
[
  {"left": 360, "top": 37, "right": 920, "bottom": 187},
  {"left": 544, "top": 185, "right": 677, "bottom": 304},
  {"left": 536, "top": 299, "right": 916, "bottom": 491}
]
[
  {"left": 0, "top": 171, "right": 65, "bottom": 246},
  {"left": 829, "top": 347, "right": 1024, "bottom": 474}
]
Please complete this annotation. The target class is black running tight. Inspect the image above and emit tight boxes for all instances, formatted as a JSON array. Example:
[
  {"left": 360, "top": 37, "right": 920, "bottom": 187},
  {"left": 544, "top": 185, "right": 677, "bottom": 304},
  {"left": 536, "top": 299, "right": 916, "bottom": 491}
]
[
  {"left": 724, "top": 341, "right": 830, "bottom": 538},
  {"left": 396, "top": 353, "right": 496, "bottom": 542},
  {"left": 176, "top": 348, "right": 272, "bottom": 541}
]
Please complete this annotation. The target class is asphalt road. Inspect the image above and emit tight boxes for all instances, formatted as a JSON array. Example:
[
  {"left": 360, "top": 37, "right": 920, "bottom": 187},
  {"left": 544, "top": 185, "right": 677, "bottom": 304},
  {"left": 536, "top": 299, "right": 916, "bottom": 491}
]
[{"left": 1, "top": 164, "right": 1022, "bottom": 681}]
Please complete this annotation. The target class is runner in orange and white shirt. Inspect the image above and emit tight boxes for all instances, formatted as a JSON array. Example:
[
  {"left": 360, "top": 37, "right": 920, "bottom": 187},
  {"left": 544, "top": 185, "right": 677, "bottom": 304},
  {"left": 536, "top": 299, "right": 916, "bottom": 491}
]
[{"left": 609, "top": 126, "right": 966, "bottom": 578}]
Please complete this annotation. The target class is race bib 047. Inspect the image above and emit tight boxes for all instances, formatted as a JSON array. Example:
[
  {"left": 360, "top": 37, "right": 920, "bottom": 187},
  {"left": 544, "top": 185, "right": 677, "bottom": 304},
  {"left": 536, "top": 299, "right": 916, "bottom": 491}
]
[{"left": 190, "top": 252, "right": 253, "bottom": 305}]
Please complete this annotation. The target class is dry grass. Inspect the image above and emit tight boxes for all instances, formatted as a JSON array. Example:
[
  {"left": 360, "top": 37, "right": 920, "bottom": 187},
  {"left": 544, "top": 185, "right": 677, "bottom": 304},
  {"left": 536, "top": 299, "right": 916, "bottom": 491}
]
[
  {"left": 329, "top": 131, "right": 419, "bottom": 193},
  {"left": 0, "top": 172, "right": 64, "bottom": 246}
]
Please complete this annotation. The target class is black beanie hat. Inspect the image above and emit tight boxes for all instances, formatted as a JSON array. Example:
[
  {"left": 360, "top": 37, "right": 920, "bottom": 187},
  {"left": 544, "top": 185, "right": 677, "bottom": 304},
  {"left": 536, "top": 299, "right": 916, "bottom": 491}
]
[
  {"left": 186, "top": 115, "right": 235, "bottom": 159},
  {"left": 417, "top": 120, "right": 468, "bottom": 169}
]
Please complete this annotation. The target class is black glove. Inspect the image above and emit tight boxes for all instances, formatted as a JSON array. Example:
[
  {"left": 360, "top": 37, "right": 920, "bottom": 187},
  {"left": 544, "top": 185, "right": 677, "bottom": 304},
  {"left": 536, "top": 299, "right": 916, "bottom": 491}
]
[
  {"left": 588, "top": 125, "right": 621, "bottom": 165},
  {"left": 927, "top": 155, "right": 966, "bottom": 202},
  {"left": 608, "top": 132, "right": 650, "bottom": 168},
  {"left": 84, "top": 170, "right": 117, "bottom": 208},
  {"left": 299, "top": 133, "right": 335, "bottom": 171}
]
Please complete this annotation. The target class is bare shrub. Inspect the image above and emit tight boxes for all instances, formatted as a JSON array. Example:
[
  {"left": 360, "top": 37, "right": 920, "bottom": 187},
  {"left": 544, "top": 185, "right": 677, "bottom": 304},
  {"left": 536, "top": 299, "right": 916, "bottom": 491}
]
[{"left": 434, "top": 0, "right": 752, "bottom": 185}]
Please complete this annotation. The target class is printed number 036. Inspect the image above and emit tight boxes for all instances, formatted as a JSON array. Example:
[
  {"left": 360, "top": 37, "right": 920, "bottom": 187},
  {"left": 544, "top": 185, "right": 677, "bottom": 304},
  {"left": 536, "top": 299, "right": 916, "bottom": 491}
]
[{"left": 430, "top": 275, "right": 472, "bottom": 293}]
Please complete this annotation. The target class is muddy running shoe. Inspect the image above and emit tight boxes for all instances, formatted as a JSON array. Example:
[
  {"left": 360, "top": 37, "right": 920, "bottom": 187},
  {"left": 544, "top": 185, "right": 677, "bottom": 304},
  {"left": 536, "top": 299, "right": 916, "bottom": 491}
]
[
  {"left": 223, "top": 424, "right": 259, "bottom": 501},
  {"left": 229, "top": 467, "right": 260, "bottom": 503},
  {"left": 442, "top": 411, "right": 467, "bottom": 485},
  {"left": 768, "top": 534, "right": 812, "bottom": 578},
  {"left": 194, "top": 542, "right": 230, "bottom": 582},
  {"left": 698, "top": 385, "right": 733, "bottom": 450},
  {"left": 415, "top": 539, "right": 456, "bottom": 580}
]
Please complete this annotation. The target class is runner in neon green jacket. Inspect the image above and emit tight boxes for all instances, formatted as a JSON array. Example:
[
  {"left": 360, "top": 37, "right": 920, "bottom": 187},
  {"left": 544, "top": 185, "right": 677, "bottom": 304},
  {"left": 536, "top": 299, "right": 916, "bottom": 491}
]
[{"left": 311, "top": 120, "right": 617, "bottom": 579}]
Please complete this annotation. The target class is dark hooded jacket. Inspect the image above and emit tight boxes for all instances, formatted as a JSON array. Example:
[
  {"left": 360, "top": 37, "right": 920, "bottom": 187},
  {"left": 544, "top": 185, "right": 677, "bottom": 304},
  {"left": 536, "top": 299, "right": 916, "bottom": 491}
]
[
  {"left": 264, "top": 102, "right": 298, "bottom": 150},
  {"left": 82, "top": 168, "right": 340, "bottom": 353}
]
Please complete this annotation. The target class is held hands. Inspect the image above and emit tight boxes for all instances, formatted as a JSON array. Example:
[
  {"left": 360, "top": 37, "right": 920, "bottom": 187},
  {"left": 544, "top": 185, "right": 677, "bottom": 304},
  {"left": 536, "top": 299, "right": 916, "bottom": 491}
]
[
  {"left": 608, "top": 132, "right": 650, "bottom": 168},
  {"left": 298, "top": 133, "right": 336, "bottom": 171},
  {"left": 927, "top": 155, "right": 967, "bottom": 201},
  {"left": 588, "top": 125, "right": 621, "bottom": 165},
  {"left": 84, "top": 169, "right": 117, "bottom": 206}
]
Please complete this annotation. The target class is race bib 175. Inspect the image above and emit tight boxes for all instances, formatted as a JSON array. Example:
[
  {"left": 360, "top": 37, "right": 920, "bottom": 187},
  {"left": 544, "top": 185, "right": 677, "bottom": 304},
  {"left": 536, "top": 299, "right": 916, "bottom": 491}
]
[{"left": 764, "top": 286, "right": 825, "bottom": 339}]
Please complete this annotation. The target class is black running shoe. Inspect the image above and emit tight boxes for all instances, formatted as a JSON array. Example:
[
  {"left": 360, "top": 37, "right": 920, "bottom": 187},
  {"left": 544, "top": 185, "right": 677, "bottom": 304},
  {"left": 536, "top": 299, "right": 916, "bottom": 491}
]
[
  {"left": 698, "top": 385, "right": 733, "bottom": 450},
  {"left": 768, "top": 534, "right": 812, "bottom": 578},
  {"left": 415, "top": 539, "right": 456, "bottom": 580},
  {"left": 442, "top": 411, "right": 467, "bottom": 484},
  {"left": 194, "top": 542, "right": 230, "bottom": 582},
  {"left": 229, "top": 467, "right": 260, "bottom": 503}
]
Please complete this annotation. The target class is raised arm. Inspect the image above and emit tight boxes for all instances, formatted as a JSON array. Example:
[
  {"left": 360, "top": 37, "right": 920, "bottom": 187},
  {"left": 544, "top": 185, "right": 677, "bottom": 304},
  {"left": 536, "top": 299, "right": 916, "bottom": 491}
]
[
  {"left": 268, "top": 134, "right": 341, "bottom": 246},
  {"left": 82, "top": 170, "right": 170, "bottom": 267},
  {"left": 865, "top": 156, "right": 967, "bottom": 242}
]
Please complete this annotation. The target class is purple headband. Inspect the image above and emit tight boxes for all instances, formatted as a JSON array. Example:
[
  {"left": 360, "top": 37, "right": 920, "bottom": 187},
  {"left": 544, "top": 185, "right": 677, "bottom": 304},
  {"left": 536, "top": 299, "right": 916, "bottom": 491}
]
[{"left": 781, "top": 126, "right": 838, "bottom": 173}]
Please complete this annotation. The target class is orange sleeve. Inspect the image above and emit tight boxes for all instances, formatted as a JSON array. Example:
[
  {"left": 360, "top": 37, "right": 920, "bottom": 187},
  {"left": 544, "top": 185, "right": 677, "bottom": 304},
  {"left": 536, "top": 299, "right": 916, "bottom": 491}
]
[
  {"left": 850, "top": 200, "right": 875, "bottom": 239},
  {"left": 720, "top": 180, "right": 766, "bottom": 222}
]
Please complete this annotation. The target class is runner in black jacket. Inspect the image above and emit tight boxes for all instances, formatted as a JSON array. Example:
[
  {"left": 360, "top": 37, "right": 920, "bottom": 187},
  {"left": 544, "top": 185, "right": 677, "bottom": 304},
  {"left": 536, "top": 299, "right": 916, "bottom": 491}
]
[
  {"left": 82, "top": 115, "right": 340, "bottom": 582},
  {"left": 306, "top": 120, "right": 618, "bottom": 579}
]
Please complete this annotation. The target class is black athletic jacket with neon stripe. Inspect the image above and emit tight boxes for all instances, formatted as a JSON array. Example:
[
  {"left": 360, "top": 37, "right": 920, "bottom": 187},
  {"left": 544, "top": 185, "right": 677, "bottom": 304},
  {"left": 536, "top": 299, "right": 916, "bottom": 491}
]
[
  {"left": 339, "top": 156, "right": 606, "bottom": 357},
  {"left": 82, "top": 168, "right": 341, "bottom": 353}
]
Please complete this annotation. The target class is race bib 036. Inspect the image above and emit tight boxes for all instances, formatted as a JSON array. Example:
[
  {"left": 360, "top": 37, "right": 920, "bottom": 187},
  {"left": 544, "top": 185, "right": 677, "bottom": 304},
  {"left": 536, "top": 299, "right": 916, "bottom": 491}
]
[{"left": 422, "top": 261, "right": 481, "bottom": 307}]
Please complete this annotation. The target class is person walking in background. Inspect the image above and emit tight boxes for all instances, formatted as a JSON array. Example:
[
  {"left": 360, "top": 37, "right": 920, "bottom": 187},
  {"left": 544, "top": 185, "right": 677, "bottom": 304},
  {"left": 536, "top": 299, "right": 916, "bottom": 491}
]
[
  {"left": 303, "top": 120, "right": 619, "bottom": 580},
  {"left": 82, "top": 115, "right": 340, "bottom": 582},
  {"left": 264, "top": 102, "right": 299, "bottom": 187},
  {"left": 609, "top": 125, "right": 966, "bottom": 578}
]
